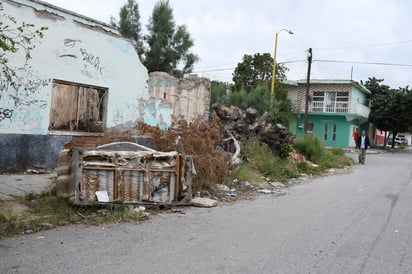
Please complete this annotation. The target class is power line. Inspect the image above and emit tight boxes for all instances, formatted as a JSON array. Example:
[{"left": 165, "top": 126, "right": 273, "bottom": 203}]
[
  {"left": 193, "top": 67, "right": 236, "bottom": 73},
  {"left": 314, "top": 59, "right": 412, "bottom": 67},
  {"left": 193, "top": 60, "right": 306, "bottom": 73},
  {"left": 315, "top": 39, "right": 412, "bottom": 51},
  {"left": 193, "top": 58, "right": 412, "bottom": 74}
]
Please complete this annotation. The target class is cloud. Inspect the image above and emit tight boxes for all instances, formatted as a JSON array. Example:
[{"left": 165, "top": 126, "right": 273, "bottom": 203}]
[{"left": 45, "top": 0, "right": 412, "bottom": 87}]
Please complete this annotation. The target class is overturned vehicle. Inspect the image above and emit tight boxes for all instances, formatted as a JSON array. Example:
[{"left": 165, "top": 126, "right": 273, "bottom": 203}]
[{"left": 56, "top": 142, "right": 194, "bottom": 206}]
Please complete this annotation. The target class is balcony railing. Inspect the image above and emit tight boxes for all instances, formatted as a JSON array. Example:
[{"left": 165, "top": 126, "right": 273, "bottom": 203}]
[
  {"left": 311, "top": 101, "right": 348, "bottom": 113},
  {"left": 290, "top": 99, "right": 369, "bottom": 116}
]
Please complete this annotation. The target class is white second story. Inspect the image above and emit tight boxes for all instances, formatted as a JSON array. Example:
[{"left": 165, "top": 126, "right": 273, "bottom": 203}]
[{"left": 286, "top": 79, "right": 371, "bottom": 118}]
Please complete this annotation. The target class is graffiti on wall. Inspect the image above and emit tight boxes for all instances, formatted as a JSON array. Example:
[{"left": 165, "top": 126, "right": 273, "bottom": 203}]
[
  {"left": 0, "top": 108, "right": 13, "bottom": 122},
  {"left": 56, "top": 38, "right": 114, "bottom": 81},
  {"left": 0, "top": 69, "right": 50, "bottom": 129}
]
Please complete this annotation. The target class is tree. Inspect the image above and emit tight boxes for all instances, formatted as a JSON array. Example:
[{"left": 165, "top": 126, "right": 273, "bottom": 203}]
[
  {"left": 365, "top": 77, "right": 412, "bottom": 148},
  {"left": 110, "top": 0, "right": 143, "bottom": 55},
  {"left": 210, "top": 80, "right": 230, "bottom": 107},
  {"left": 232, "top": 53, "right": 287, "bottom": 92},
  {"left": 143, "top": 0, "right": 198, "bottom": 78},
  {"left": 0, "top": 3, "right": 47, "bottom": 90}
]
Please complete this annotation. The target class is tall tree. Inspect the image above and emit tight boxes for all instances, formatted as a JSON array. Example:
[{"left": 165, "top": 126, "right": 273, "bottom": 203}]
[
  {"left": 144, "top": 0, "right": 198, "bottom": 78},
  {"left": 111, "top": 0, "right": 143, "bottom": 55},
  {"left": 232, "top": 53, "right": 287, "bottom": 92},
  {"left": 365, "top": 77, "right": 412, "bottom": 148},
  {"left": 0, "top": 3, "right": 47, "bottom": 90}
]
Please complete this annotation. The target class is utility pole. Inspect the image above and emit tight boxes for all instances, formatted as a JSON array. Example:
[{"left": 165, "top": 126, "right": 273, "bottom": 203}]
[{"left": 304, "top": 48, "right": 312, "bottom": 135}]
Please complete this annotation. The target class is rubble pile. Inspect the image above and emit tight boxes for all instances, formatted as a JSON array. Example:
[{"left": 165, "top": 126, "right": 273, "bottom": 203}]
[{"left": 212, "top": 104, "right": 295, "bottom": 155}]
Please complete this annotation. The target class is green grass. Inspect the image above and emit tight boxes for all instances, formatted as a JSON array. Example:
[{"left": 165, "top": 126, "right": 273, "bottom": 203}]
[
  {"left": 235, "top": 137, "right": 354, "bottom": 184},
  {"left": 0, "top": 188, "right": 149, "bottom": 238},
  {"left": 239, "top": 139, "right": 300, "bottom": 182},
  {"left": 235, "top": 163, "right": 263, "bottom": 186}
]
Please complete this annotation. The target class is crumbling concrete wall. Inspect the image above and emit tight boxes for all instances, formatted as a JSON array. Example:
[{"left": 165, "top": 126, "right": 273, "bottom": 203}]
[{"left": 146, "top": 72, "right": 211, "bottom": 128}]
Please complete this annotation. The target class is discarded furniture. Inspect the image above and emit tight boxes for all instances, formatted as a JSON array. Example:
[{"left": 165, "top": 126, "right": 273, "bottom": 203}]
[{"left": 56, "top": 142, "right": 193, "bottom": 205}]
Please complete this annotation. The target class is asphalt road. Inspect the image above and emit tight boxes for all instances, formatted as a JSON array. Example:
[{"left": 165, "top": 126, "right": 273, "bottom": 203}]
[{"left": 1, "top": 149, "right": 412, "bottom": 274}]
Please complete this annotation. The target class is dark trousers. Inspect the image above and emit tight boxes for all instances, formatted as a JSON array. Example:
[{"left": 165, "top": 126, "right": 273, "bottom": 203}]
[{"left": 359, "top": 148, "right": 366, "bottom": 164}]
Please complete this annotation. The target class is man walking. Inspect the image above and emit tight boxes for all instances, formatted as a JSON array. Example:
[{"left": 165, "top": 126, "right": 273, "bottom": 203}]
[{"left": 357, "top": 130, "right": 370, "bottom": 164}]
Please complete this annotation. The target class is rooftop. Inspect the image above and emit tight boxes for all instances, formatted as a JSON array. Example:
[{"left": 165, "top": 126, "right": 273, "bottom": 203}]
[{"left": 283, "top": 79, "right": 371, "bottom": 94}]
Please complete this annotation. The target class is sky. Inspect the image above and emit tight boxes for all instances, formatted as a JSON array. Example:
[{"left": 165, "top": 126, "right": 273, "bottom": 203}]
[{"left": 45, "top": 0, "right": 412, "bottom": 88}]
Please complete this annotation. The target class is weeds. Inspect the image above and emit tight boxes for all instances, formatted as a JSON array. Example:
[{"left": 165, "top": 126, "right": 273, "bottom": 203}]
[
  {"left": 399, "top": 144, "right": 406, "bottom": 150},
  {"left": 238, "top": 137, "right": 354, "bottom": 184},
  {"left": 0, "top": 188, "right": 148, "bottom": 239},
  {"left": 235, "top": 163, "right": 263, "bottom": 186},
  {"left": 293, "top": 135, "right": 325, "bottom": 162},
  {"left": 240, "top": 139, "right": 300, "bottom": 182}
]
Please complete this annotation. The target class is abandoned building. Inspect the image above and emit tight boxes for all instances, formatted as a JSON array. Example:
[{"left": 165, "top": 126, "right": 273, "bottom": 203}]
[{"left": 0, "top": 0, "right": 211, "bottom": 173}]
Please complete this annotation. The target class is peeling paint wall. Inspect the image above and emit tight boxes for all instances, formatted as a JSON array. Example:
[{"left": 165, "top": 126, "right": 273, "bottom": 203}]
[{"left": 147, "top": 72, "right": 211, "bottom": 128}]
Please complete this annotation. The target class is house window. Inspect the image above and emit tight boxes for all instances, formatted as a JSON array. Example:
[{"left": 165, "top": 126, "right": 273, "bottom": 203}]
[
  {"left": 311, "top": 91, "right": 349, "bottom": 113},
  {"left": 325, "top": 93, "right": 336, "bottom": 112},
  {"left": 332, "top": 124, "right": 337, "bottom": 141},
  {"left": 312, "top": 91, "right": 324, "bottom": 112},
  {"left": 324, "top": 124, "right": 328, "bottom": 141},
  {"left": 49, "top": 80, "right": 107, "bottom": 133},
  {"left": 336, "top": 92, "right": 349, "bottom": 112},
  {"left": 306, "top": 123, "right": 314, "bottom": 133}
]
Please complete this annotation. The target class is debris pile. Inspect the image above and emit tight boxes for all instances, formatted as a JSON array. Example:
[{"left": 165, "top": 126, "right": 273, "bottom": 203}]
[{"left": 212, "top": 104, "right": 295, "bottom": 156}]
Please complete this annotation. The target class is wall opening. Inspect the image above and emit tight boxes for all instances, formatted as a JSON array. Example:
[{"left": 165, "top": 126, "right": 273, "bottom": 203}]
[{"left": 49, "top": 80, "right": 107, "bottom": 133}]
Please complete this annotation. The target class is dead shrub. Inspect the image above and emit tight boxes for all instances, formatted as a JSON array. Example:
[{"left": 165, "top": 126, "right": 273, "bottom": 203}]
[{"left": 138, "top": 117, "right": 234, "bottom": 191}]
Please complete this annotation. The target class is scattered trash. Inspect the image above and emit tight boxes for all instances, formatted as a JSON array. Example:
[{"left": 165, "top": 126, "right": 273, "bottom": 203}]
[
  {"left": 228, "top": 191, "right": 238, "bottom": 197},
  {"left": 394, "top": 229, "right": 399, "bottom": 233},
  {"left": 216, "top": 184, "right": 230, "bottom": 192},
  {"left": 133, "top": 206, "right": 146, "bottom": 213},
  {"left": 39, "top": 223, "right": 54, "bottom": 229},
  {"left": 258, "top": 189, "right": 272, "bottom": 194},
  {"left": 169, "top": 208, "right": 186, "bottom": 214},
  {"left": 95, "top": 191, "right": 110, "bottom": 202},
  {"left": 269, "top": 182, "right": 284, "bottom": 188},
  {"left": 26, "top": 169, "right": 47, "bottom": 174},
  {"left": 241, "top": 181, "right": 252, "bottom": 188},
  {"left": 37, "top": 236, "right": 45, "bottom": 239},
  {"left": 27, "top": 169, "right": 40, "bottom": 174}
]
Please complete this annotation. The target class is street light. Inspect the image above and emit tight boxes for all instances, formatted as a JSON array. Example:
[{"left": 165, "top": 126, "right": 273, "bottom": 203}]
[{"left": 270, "top": 29, "right": 293, "bottom": 112}]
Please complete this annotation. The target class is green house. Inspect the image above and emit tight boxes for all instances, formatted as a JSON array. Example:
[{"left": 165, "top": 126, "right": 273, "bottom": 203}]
[{"left": 286, "top": 80, "right": 371, "bottom": 148}]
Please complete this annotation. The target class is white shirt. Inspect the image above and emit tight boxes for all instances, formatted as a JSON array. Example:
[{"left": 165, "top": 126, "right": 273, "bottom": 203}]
[{"left": 360, "top": 136, "right": 366, "bottom": 149}]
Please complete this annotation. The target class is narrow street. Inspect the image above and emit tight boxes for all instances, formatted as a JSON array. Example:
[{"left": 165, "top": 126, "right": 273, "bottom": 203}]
[{"left": 1, "top": 149, "right": 412, "bottom": 274}]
